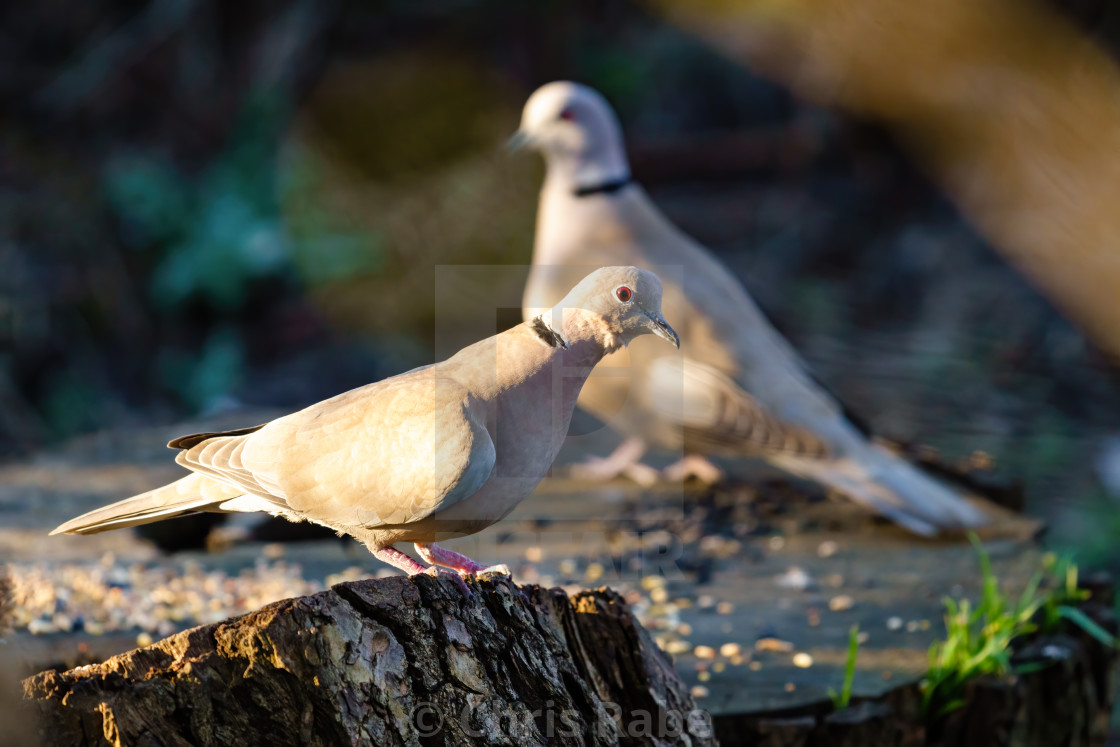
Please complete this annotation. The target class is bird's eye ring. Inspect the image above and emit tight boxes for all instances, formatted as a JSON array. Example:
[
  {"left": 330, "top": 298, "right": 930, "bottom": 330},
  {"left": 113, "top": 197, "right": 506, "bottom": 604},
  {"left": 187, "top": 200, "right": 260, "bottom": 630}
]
[
  {"left": 558, "top": 108, "right": 576, "bottom": 121},
  {"left": 615, "top": 285, "right": 633, "bottom": 303}
]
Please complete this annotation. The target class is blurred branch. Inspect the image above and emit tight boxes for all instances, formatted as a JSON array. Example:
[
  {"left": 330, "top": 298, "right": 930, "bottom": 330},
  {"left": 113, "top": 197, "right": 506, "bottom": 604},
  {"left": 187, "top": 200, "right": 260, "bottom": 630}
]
[
  {"left": 35, "top": 0, "right": 200, "bottom": 115},
  {"left": 249, "top": 0, "right": 336, "bottom": 93},
  {"left": 651, "top": 0, "right": 1120, "bottom": 357}
]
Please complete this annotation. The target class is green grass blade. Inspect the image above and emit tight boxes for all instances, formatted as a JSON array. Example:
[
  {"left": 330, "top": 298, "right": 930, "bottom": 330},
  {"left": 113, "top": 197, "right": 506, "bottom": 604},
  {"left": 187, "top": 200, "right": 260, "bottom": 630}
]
[
  {"left": 831, "top": 625, "right": 861, "bottom": 710},
  {"left": 1056, "top": 605, "right": 1118, "bottom": 648}
]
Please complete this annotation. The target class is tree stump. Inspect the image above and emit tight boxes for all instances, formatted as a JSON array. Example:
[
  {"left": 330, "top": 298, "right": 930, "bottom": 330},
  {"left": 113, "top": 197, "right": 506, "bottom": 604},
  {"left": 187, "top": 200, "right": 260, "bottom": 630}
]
[{"left": 22, "top": 573, "right": 716, "bottom": 746}]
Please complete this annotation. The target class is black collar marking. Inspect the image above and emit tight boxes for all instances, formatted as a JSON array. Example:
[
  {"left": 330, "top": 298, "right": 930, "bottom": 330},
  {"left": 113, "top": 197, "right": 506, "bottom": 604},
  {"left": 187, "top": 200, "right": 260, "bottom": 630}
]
[
  {"left": 530, "top": 317, "right": 568, "bottom": 349},
  {"left": 573, "top": 177, "right": 632, "bottom": 198}
]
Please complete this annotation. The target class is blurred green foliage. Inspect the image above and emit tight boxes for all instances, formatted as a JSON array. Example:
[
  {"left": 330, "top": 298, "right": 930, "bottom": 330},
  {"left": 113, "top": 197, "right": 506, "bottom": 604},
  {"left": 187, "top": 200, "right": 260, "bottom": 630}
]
[
  {"left": 105, "top": 94, "right": 382, "bottom": 312},
  {"left": 100, "top": 93, "right": 383, "bottom": 410}
]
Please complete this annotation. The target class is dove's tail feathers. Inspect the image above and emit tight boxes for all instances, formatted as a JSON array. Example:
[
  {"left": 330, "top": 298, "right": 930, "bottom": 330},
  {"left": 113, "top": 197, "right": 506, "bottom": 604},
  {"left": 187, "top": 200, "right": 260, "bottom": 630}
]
[
  {"left": 50, "top": 473, "right": 242, "bottom": 536},
  {"left": 773, "top": 444, "right": 991, "bottom": 536}
]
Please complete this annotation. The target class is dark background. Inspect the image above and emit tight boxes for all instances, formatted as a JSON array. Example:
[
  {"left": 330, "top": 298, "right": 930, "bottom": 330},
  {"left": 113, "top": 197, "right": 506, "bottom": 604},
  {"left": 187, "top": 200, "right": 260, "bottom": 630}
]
[{"left": 3, "top": 0, "right": 1120, "bottom": 562}]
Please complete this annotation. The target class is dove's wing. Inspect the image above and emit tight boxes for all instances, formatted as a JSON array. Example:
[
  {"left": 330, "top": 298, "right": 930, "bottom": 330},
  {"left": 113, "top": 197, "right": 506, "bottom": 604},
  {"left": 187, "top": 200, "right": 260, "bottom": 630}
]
[
  {"left": 174, "top": 369, "right": 496, "bottom": 530},
  {"left": 645, "top": 356, "right": 828, "bottom": 458}
]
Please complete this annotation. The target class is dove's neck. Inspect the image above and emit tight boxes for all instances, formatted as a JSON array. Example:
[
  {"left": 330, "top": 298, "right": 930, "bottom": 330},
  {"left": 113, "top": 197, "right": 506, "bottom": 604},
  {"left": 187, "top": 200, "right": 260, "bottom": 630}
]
[
  {"left": 536, "top": 309, "right": 617, "bottom": 414},
  {"left": 542, "top": 142, "right": 630, "bottom": 197},
  {"left": 537, "top": 306, "right": 623, "bottom": 363}
]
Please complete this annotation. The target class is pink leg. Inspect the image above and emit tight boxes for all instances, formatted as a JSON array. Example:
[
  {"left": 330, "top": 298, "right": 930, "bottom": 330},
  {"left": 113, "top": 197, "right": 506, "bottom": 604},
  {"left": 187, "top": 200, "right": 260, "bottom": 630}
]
[
  {"left": 570, "top": 437, "right": 659, "bottom": 487},
  {"left": 416, "top": 543, "right": 512, "bottom": 577},
  {"left": 415, "top": 543, "right": 486, "bottom": 573},
  {"left": 662, "top": 454, "right": 724, "bottom": 484},
  {"left": 373, "top": 546, "right": 430, "bottom": 574},
  {"left": 373, "top": 546, "right": 473, "bottom": 596}
]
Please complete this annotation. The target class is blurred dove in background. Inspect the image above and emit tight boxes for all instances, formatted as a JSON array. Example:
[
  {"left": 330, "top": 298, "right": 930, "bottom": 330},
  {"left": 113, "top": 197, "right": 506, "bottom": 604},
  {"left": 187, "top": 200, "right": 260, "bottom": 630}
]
[
  {"left": 514, "top": 81, "right": 990, "bottom": 536},
  {"left": 52, "top": 267, "right": 680, "bottom": 579}
]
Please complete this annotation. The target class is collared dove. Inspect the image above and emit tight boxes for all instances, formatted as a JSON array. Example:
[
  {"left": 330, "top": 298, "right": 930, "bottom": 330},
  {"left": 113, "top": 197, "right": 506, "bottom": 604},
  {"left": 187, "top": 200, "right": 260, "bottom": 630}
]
[
  {"left": 514, "top": 81, "right": 989, "bottom": 535},
  {"left": 52, "top": 266, "right": 680, "bottom": 578}
]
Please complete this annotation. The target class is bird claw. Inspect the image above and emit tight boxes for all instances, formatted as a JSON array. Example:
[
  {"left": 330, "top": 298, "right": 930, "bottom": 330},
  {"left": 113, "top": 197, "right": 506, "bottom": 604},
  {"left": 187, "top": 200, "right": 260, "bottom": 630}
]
[
  {"left": 568, "top": 437, "right": 658, "bottom": 487},
  {"left": 661, "top": 454, "right": 723, "bottom": 485},
  {"left": 420, "top": 566, "right": 473, "bottom": 597},
  {"left": 571, "top": 457, "right": 659, "bottom": 488},
  {"left": 473, "top": 564, "right": 511, "bottom": 579}
]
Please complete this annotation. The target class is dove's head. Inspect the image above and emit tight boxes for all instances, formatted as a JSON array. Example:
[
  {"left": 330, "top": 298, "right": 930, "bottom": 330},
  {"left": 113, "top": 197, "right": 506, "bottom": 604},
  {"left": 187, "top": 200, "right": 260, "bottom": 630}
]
[
  {"left": 545, "top": 266, "right": 678, "bottom": 352},
  {"left": 510, "top": 81, "right": 629, "bottom": 190}
]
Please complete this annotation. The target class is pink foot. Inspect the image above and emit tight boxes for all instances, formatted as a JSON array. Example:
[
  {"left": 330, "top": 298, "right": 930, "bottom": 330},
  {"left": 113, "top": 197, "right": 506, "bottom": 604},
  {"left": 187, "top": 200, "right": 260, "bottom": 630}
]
[
  {"left": 373, "top": 546, "right": 429, "bottom": 574},
  {"left": 421, "top": 565, "right": 473, "bottom": 596},
  {"left": 570, "top": 437, "right": 659, "bottom": 487},
  {"left": 415, "top": 543, "right": 486, "bottom": 574},
  {"left": 662, "top": 454, "right": 723, "bottom": 484},
  {"left": 373, "top": 546, "right": 472, "bottom": 595}
]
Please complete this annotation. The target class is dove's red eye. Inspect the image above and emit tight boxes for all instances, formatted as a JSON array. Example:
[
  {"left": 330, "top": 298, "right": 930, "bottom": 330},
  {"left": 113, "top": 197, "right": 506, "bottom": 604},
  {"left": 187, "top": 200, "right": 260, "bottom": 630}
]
[
  {"left": 559, "top": 108, "right": 576, "bottom": 121},
  {"left": 615, "top": 285, "right": 633, "bottom": 303}
]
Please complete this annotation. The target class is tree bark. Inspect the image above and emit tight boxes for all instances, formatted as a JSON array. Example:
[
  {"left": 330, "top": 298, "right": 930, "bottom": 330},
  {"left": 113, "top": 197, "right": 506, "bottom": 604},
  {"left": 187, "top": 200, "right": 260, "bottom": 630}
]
[{"left": 22, "top": 573, "right": 716, "bottom": 746}]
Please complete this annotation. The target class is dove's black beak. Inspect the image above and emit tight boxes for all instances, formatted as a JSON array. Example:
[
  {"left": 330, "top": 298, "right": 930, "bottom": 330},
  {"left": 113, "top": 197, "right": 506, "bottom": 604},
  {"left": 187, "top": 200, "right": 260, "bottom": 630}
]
[
  {"left": 648, "top": 314, "right": 680, "bottom": 349},
  {"left": 507, "top": 130, "right": 533, "bottom": 151}
]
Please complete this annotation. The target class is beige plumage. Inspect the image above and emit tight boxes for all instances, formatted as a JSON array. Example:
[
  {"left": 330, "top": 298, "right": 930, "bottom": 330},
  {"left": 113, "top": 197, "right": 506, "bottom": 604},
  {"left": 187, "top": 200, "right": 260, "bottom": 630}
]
[
  {"left": 515, "top": 81, "right": 989, "bottom": 535},
  {"left": 52, "top": 266, "right": 679, "bottom": 577}
]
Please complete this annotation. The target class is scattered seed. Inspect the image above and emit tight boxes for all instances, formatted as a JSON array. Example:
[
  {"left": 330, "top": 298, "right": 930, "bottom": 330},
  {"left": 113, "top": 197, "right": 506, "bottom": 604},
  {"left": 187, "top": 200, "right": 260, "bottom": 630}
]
[
  {"left": 785, "top": 683, "right": 796, "bottom": 692},
  {"left": 817, "top": 541, "right": 839, "bottom": 558},
  {"left": 525, "top": 547, "right": 543, "bottom": 563},
  {"left": 585, "top": 563, "right": 604, "bottom": 582},
  {"left": 698, "top": 671, "right": 711, "bottom": 682},
  {"left": 886, "top": 616, "right": 903, "bottom": 631},
  {"left": 749, "top": 661, "right": 762, "bottom": 671},
  {"left": 792, "top": 652, "right": 813, "bottom": 668},
  {"left": 558, "top": 560, "right": 577, "bottom": 576},
  {"left": 641, "top": 576, "right": 665, "bottom": 590},
  {"left": 720, "top": 643, "right": 742, "bottom": 658},
  {"left": 650, "top": 587, "right": 669, "bottom": 604},
  {"left": 829, "top": 595, "right": 855, "bottom": 612},
  {"left": 755, "top": 637, "right": 794, "bottom": 653},
  {"left": 970, "top": 450, "right": 993, "bottom": 470},
  {"left": 666, "top": 640, "right": 692, "bottom": 655},
  {"left": 691, "top": 685, "right": 710, "bottom": 698},
  {"left": 716, "top": 601, "right": 734, "bottom": 615},
  {"left": 775, "top": 567, "right": 815, "bottom": 591},
  {"left": 694, "top": 645, "right": 717, "bottom": 660}
]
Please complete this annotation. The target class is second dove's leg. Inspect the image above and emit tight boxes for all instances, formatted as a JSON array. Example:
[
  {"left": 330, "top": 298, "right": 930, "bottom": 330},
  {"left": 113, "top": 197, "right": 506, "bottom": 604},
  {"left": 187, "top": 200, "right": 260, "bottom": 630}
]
[
  {"left": 570, "top": 436, "right": 659, "bottom": 487},
  {"left": 662, "top": 454, "right": 724, "bottom": 484},
  {"left": 416, "top": 543, "right": 511, "bottom": 577}
]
